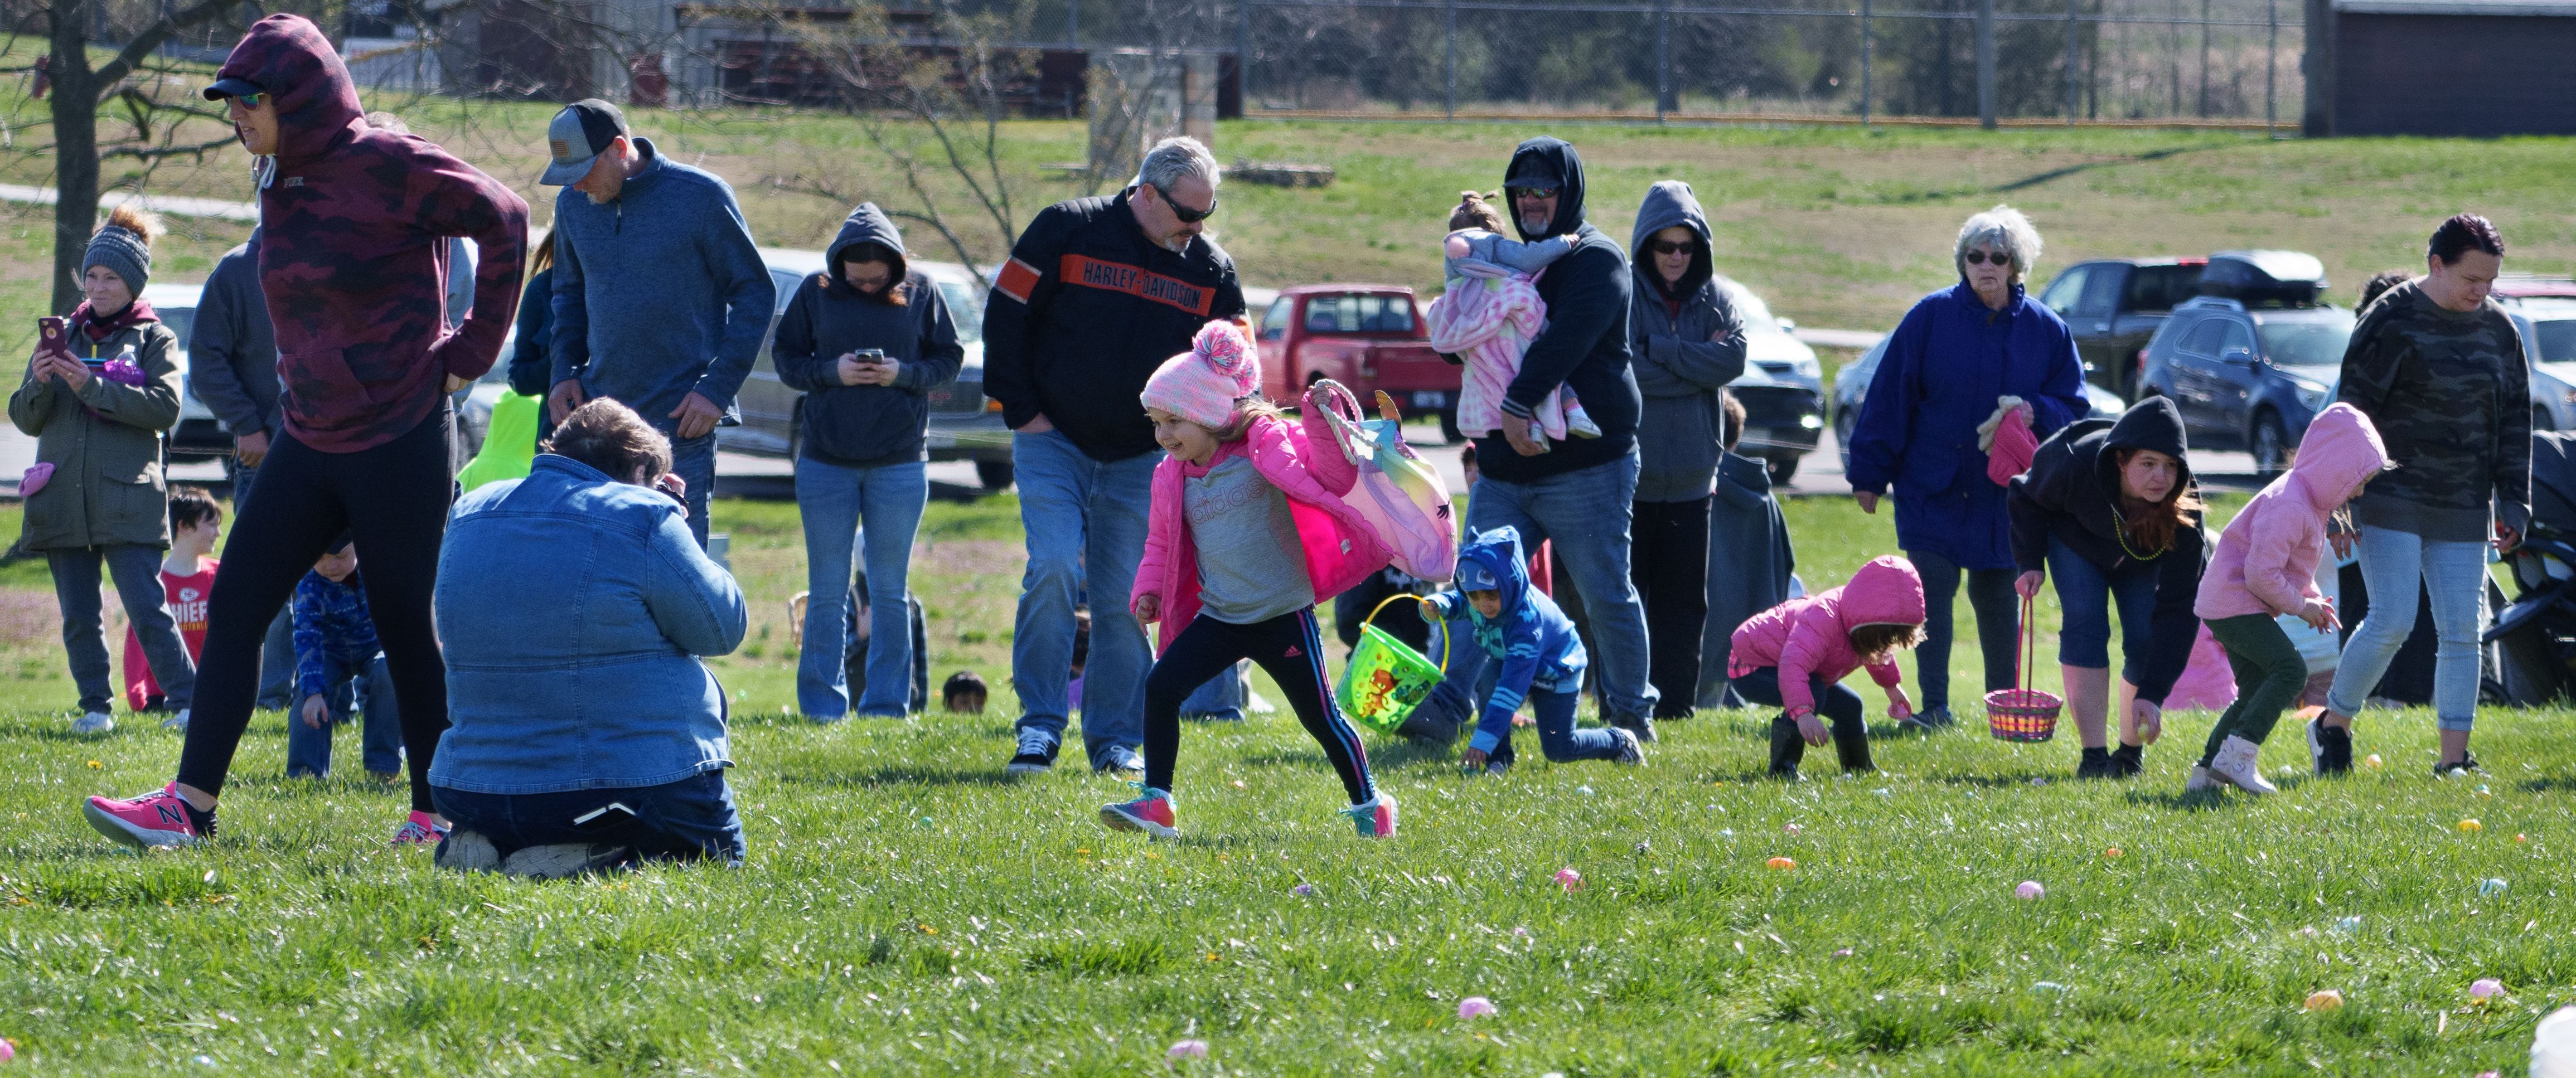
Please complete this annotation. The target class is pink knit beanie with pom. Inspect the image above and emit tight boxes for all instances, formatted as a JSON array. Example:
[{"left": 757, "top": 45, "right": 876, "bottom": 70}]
[{"left": 1141, "top": 320, "right": 1262, "bottom": 429}]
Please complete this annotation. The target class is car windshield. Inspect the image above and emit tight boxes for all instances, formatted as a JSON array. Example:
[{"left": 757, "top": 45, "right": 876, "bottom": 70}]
[
  {"left": 1718, "top": 279, "right": 1780, "bottom": 332},
  {"left": 2255, "top": 314, "right": 2352, "bottom": 368},
  {"left": 936, "top": 280, "right": 984, "bottom": 344},
  {"left": 2536, "top": 318, "right": 2576, "bottom": 365}
]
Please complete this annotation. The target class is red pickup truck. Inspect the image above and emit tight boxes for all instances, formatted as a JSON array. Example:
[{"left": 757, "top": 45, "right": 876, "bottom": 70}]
[{"left": 1255, "top": 284, "right": 1464, "bottom": 441}]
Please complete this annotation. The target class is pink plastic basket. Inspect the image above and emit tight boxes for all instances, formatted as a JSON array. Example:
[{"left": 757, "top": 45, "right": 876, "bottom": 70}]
[{"left": 1985, "top": 596, "right": 2062, "bottom": 742}]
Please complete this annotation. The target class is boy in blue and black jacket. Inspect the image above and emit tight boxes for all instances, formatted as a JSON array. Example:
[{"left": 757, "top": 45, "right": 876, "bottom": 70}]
[
  {"left": 1421, "top": 526, "right": 1643, "bottom": 775},
  {"left": 287, "top": 539, "right": 401, "bottom": 780}
]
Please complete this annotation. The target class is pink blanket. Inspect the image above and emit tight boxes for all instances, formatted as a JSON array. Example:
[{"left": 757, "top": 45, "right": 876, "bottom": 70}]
[{"left": 1425, "top": 274, "right": 1573, "bottom": 441}]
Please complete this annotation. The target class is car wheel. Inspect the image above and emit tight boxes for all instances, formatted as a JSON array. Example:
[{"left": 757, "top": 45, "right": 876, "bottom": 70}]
[
  {"left": 2536, "top": 404, "right": 2554, "bottom": 434},
  {"left": 975, "top": 460, "right": 1015, "bottom": 491},
  {"left": 2251, "top": 411, "right": 2290, "bottom": 479},
  {"left": 1766, "top": 454, "right": 1800, "bottom": 487},
  {"left": 1438, "top": 405, "right": 1463, "bottom": 445}
]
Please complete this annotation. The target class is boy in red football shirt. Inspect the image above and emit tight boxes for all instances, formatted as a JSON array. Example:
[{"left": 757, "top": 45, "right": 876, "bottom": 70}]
[{"left": 125, "top": 488, "right": 222, "bottom": 723}]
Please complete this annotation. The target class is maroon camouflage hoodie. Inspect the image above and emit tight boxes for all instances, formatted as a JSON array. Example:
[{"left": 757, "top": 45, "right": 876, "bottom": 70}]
[{"left": 217, "top": 15, "right": 527, "bottom": 453}]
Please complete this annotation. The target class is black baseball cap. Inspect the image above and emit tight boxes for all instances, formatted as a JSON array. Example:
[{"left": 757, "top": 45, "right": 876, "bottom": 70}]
[
  {"left": 202, "top": 76, "right": 265, "bottom": 102},
  {"left": 541, "top": 99, "right": 629, "bottom": 186}
]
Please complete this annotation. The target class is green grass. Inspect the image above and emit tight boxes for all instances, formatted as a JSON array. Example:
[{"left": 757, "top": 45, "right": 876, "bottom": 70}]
[{"left": 2, "top": 493, "right": 2573, "bottom": 1074}]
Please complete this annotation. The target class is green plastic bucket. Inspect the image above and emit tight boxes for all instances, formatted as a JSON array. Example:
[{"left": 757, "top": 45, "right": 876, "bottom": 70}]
[{"left": 1335, "top": 598, "right": 1448, "bottom": 735}]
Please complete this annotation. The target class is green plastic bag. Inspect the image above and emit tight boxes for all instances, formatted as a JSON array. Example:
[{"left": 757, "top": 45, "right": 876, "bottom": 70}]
[
  {"left": 1334, "top": 598, "right": 1448, "bottom": 735},
  {"left": 457, "top": 391, "right": 541, "bottom": 494}
]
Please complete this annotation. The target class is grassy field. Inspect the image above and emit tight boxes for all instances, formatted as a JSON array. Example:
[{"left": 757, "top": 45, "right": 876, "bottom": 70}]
[{"left": 3, "top": 491, "right": 2573, "bottom": 1074}]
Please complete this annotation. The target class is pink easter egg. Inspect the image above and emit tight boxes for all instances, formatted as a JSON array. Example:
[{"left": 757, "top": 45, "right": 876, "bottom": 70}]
[
  {"left": 1553, "top": 868, "right": 1583, "bottom": 891},
  {"left": 1168, "top": 1039, "right": 1210, "bottom": 1060},
  {"left": 2470, "top": 978, "right": 2504, "bottom": 999},
  {"left": 2015, "top": 880, "right": 2046, "bottom": 901},
  {"left": 1457, "top": 996, "right": 1497, "bottom": 1019}
]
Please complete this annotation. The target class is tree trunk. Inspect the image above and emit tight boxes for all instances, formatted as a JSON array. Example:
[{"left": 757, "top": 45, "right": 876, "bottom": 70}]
[{"left": 49, "top": 4, "right": 100, "bottom": 317}]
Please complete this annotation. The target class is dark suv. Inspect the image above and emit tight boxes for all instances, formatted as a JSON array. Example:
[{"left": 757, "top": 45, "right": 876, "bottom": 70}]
[
  {"left": 2136, "top": 252, "right": 2351, "bottom": 476},
  {"left": 2036, "top": 257, "right": 2207, "bottom": 401}
]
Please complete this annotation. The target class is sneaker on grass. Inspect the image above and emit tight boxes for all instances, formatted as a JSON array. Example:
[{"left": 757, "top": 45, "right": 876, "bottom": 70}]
[
  {"left": 502, "top": 843, "right": 633, "bottom": 880},
  {"left": 84, "top": 783, "right": 210, "bottom": 848},
  {"left": 390, "top": 810, "right": 451, "bottom": 847},
  {"left": 72, "top": 711, "right": 114, "bottom": 735},
  {"left": 2207, "top": 735, "right": 2277, "bottom": 795},
  {"left": 161, "top": 708, "right": 190, "bottom": 733},
  {"left": 1005, "top": 729, "right": 1058, "bottom": 775},
  {"left": 1610, "top": 726, "right": 1645, "bottom": 765},
  {"left": 435, "top": 830, "right": 502, "bottom": 873},
  {"left": 2308, "top": 718, "right": 2352, "bottom": 775},
  {"left": 1093, "top": 745, "right": 1146, "bottom": 776},
  {"left": 1100, "top": 786, "right": 1178, "bottom": 839},
  {"left": 1341, "top": 791, "right": 1399, "bottom": 838},
  {"left": 2432, "top": 755, "right": 2483, "bottom": 779}
]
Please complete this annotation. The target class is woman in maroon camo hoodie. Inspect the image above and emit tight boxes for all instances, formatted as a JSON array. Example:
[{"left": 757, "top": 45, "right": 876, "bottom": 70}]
[{"left": 82, "top": 13, "right": 527, "bottom": 852}]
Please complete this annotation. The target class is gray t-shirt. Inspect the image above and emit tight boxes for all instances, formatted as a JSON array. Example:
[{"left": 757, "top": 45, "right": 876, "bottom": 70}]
[{"left": 1185, "top": 454, "right": 1313, "bottom": 624}]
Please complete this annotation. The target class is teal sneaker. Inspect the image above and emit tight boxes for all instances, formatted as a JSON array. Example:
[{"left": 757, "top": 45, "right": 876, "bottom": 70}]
[
  {"left": 1341, "top": 790, "right": 1398, "bottom": 838},
  {"left": 1100, "top": 785, "right": 1179, "bottom": 839}
]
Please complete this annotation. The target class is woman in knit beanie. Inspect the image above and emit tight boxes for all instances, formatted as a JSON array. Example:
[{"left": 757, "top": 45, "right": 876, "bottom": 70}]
[{"left": 9, "top": 203, "right": 198, "bottom": 735}]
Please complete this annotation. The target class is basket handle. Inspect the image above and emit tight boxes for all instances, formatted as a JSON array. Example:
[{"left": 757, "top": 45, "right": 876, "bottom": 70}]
[
  {"left": 2016, "top": 594, "right": 2037, "bottom": 694},
  {"left": 1363, "top": 591, "right": 1449, "bottom": 676}
]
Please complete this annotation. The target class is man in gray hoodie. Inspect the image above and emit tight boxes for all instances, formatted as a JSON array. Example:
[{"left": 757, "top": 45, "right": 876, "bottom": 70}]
[
  {"left": 541, "top": 99, "right": 773, "bottom": 547},
  {"left": 1626, "top": 180, "right": 1747, "bottom": 720}
]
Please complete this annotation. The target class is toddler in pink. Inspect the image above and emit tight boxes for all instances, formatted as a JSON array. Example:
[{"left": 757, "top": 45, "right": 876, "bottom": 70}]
[{"left": 1728, "top": 554, "right": 1928, "bottom": 779}]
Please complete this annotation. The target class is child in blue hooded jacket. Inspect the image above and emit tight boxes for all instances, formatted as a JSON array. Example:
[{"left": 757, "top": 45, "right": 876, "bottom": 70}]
[{"left": 1422, "top": 526, "right": 1644, "bottom": 775}]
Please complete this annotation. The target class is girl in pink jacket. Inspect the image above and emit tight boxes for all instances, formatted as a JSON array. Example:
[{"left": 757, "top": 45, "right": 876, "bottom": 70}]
[
  {"left": 1103, "top": 322, "right": 1398, "bottom": 841},
  {"left": 1727, "top": 555, "right": 1928, "bottom": 779},
  {"left": 2187, "top": 403, "right": 2390, "bottom": 796}
]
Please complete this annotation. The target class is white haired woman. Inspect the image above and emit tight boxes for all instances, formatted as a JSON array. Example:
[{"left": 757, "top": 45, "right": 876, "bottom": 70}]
[{"left": 1845, "top": 205, "right": 2090, "bottom": 729}]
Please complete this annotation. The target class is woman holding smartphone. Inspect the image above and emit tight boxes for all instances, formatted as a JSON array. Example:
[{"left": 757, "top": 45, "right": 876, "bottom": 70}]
[
  {"left": 773, "top": 202, "right": 962, "bottom": 720},
  {"left": 11, "top": 205, "right": 199, "bottom": 735}
]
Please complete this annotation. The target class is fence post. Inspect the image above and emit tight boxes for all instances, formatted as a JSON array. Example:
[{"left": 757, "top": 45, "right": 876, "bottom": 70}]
[
  {"left": 1977, "top": 0, "right": 1997, "bottom": 129},
  {"left": 2266, "top": 0, "right": 2279, "bottom": 135},
  {"left": 1860, "top": 0, "right": 1872, "bottom": 125},
  {"left": 1068, "top": 0, "right": 1079, "bottom": 47},
  {"left": 1655, "top": 0, "right": 1672, "bottom": 120},
  {"left": 2064, "top": 0, "right": 2078, "bottom": 124},
  {"left": 2199, "top": 0, "right": 2211, "bottom": 116},
  {"left": 1445, "top": 0, "right": 1458, "bottom": 120},
  {"left": 1238, "top": 0, "right": 1252, "bottom": 114}
]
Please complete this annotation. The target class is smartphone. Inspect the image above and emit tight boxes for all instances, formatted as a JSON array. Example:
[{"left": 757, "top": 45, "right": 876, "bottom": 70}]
[
  {"left": 34, "top": 317, "right": 68, "bottom": 361},
  {"left": 855, "top": 348, "right": 887, "bottom": 366}
]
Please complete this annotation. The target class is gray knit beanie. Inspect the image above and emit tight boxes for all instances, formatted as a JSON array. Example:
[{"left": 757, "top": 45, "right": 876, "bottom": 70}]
[{"left": 84, "top": 223, "right": 151, "bottom": 295}]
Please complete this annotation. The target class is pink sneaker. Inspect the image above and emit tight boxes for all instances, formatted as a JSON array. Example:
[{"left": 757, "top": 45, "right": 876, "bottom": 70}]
[
  {"left": 1098, "top": 786, "right": 1179, "bottom": 839},
  {"left": 390, "top": 810, "right": 451, "bottom": 847},
  {"left": 84, "top": 783, "right": 207, "bottom": 849},
  {"left": 1342, "top": 791, "right": 1400, "bottom": 838}
]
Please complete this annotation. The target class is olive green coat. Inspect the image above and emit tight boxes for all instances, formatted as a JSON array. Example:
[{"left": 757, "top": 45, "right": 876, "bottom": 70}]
[{"left": 8, "top": 318, "right": 182, "bottom": 551}]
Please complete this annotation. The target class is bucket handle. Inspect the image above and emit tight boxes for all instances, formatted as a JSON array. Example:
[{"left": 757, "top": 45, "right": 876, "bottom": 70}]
[{"left": 1364, "top": 591, "right": 1448, "bottom": 676}]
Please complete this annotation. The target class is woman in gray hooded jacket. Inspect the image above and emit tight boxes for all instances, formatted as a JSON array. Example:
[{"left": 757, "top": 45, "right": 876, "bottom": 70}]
[{"left": 1626, "top": 180, "right": 1749, "bottom": 719}]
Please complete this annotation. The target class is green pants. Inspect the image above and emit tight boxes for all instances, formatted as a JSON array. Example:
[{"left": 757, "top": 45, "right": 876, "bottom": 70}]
[{"left": 2201, "top": 613, "right": 2310, "bottom": 764}]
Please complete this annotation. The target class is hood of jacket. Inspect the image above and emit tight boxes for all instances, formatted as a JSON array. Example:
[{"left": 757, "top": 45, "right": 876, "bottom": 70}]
[
  {"left": 2094, "top": 395, "right": 2194, "bottom": 500},
  {"left": 1456, "top": 525, "right": 1534, "bottom": 628},
  {"left": 1505, "top": 138, "right": 1587, "bottom": 242},
  {"left": 1630, "top": 179, "right": 1713, "bottom": 302},
  {"left": 2291, "top": 402, "right": 2393, "bottom": 511},
  {"left": 1840, "top": 555, "right": 1927, "bottom": 629},
  {"left": 216, "top": 15, "right": 364, "bottom": 170},
  {"left": 825, "top": 202, "right": 909, "bottom": 300}
]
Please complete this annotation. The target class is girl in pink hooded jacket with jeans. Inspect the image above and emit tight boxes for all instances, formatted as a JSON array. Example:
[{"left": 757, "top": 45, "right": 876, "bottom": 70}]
[
  {"left": 1728, "top": 555, "right": 1928, "bottom": 779},
  {"left": 1103, "top": 323, "right": 1399, "bottom": 841},
  {"left": 2188, "top": 403, "right": 2390, "bottom": 796}
]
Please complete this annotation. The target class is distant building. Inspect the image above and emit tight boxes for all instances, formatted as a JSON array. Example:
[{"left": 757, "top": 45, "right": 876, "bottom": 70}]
[{"left": 2304, "top": 0, "right": 2576, "bottom": 135}]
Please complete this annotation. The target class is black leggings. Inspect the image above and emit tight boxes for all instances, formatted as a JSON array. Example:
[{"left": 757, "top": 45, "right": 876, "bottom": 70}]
[
  {"left": 1145, "top": 609, "right": 1374, "bottom": 804},
  {"left": 179, "top": 407, "right": 455, "bottom": 813},
  {"left": 1631, "top": 497, "right": 1712, "bottom": 718}
]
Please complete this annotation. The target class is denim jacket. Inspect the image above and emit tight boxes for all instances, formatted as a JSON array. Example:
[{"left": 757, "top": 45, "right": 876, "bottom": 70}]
[{"left": 428, "top": 454, "right": 748, "bottom": 794}]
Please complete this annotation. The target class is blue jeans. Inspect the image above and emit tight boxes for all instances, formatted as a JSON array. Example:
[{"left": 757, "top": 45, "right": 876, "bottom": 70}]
[
  {"left": 1010, "top": 429, "right": 1159, "bottom": 760},
  {"left": 2327, "top": 525, "right": 2488, "bottom": 731},
  {"left": 2046, "top": 537, "right": 2161, "bottom": 679},
  {"left": 1180, "top": 661, "right": 1247, "bottom": 720},
  {"left": 1486, "top": 687, "right": 1623, "bottom": 765},
  {"left": 49, "top": 545, "right": 196, "bottom": 715},
  {"left": 1910, "top": 548, "right": 2020, "bottom": 712},
  {"left": 230, "top": 458, "right": 298, "bottom": 710},
  {"left": 660, "top": 428, "right": 716, "bottom": 550},
  {"left": 284, "top": 652, "right": 403, "bottom": 778},
  {"left": 432, "top": 770, "right": 745, "bottom": 866},
  {"left": 1466, "top": 448, "right": 1657, "bottom": 723},
  {"left": 795, "top": 457, "right": 928, "bottom": 718}
]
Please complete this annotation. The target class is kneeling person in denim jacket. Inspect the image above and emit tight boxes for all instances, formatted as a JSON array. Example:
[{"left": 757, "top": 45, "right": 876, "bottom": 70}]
[
  {"left": 287, "top": 538, "right": 401, "bottom": 780},
  {"left": 429, "top": 400, "right": 749, "bottom": 878}
]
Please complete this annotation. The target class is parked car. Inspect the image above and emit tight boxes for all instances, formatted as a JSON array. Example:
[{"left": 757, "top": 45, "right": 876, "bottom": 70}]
[
  {"left": 130, "top": 283, "right": 222, "bottom": 465},
  {"left": 2135, "top": 252, "right": 2349, "bottom": 477},
  {"left": 1716, "top": 277, "right": 1826, "bottom": 487},
  {"left": 720, "top": 249, "right": 1007, "bottom": 487},
  {"left": 1831, "top": 334, "right": 2128, "bottom": 474},
  {"left": 2035, "top": 256, "right": 2207, "bottom": 401},
  {"left": 2495, "top": 276, "right": 2576, "bottom": 431},
  {"left": 1254, "top": 284, "right": 1460, "bottom": 438}
]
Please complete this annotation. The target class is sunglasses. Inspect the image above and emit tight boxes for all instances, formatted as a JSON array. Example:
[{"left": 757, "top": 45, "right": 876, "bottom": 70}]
[
  {"left": 1508, "top": 186, "right": 1561, "bottom": 201},
  {"left": 228, "top": 92, "right": 263, "bottom": 109},
  {"left": 1151, "top": 183, "right": 1217, "bottom": 224},
  {"left": 1963, "top": 250, "right": 2012, "bottom": 266},
  {"left": 1649, "top": 239, "right": 1693, "bottom": 256}
]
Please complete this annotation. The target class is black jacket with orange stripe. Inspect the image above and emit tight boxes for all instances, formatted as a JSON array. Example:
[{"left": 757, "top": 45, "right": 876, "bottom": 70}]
[{"left": 983, "top": 188, "right": 1245, "bottom": 462}]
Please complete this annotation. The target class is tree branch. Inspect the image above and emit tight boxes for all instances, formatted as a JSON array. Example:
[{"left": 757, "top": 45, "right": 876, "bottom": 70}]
[
  {"left": 95, "top": 0, "right": 246, "bottom": 90},
  {"left": 101, "top": 135, "right": 236, "bottom": 161}
]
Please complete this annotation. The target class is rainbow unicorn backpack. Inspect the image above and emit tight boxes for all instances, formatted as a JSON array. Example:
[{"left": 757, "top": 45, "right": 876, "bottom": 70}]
[{"left": 1306, "top": 379, "right": 1459, "bottom": 582}]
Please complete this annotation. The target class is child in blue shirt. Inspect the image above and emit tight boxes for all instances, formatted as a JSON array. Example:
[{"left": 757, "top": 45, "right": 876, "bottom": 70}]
[
  {"left": 1421, "top": 526, "right": 1643, "bottom": 775},
  {"left": 287, "top": 538, "right": 401, "bottom": 780}
]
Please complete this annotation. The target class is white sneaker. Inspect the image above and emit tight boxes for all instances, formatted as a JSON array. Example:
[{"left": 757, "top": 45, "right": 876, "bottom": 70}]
[
  {"left": 2208, "top": 735, "right": 2277, "bottom": 795},
  {"left": 2185, "top": 764, "right": 2221, "bottom": 793},
  {"left": 72, "top": 711, "right": 114, "bottom": 735},
  {"left": 161, "top": 708, "right": 189, "bottom": 732}
]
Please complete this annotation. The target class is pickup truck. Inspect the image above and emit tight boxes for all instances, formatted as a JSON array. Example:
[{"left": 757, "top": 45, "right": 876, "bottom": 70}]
[
  {"left": 1255, "top": 284, "right": 1464, "bottom": 440},
  {"left": 2036, "top": 257, "right": 2207, "bottom": 401}
]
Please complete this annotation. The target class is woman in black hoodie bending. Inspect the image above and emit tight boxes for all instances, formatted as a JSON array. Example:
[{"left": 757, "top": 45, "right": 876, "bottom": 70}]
[
  {"left": 774, "top": 202, "right": 963, "bottom": 720},
  {"left": 2006, "top": 397, "right": 2209, "bottom": 779}
]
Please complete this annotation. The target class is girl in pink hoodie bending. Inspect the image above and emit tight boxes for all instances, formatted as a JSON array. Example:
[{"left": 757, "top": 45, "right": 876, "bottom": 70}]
[
  {"left": 1727, "top": 555, "right": 1928, "bottom": 779},
  {"left": 1106, "top": 322, "right": 1400, "bottom": 842},
  {"left": 2187, "top": 403, "right": 2391, "bottom": 796}
]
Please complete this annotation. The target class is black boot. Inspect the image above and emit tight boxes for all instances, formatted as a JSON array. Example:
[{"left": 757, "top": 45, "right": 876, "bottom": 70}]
[
  {"left": 2076, "top": 746, "right": 2112, "bottom": 780},
  {"left": 1768, "top": 715, "right": 1807, "bottom": 779},
  {"left": 2108, "top": 742, "right": 2144, "bottom": 779},
  {"left": 1833, "top": 723, "right": 1876, "bottom": 774}
]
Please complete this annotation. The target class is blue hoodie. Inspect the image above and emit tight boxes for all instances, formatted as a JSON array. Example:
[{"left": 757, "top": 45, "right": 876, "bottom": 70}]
[{"left": 1422, "top": 526, "right": 1586, "bottom": 754}]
